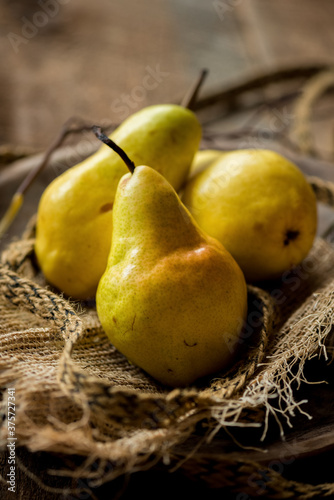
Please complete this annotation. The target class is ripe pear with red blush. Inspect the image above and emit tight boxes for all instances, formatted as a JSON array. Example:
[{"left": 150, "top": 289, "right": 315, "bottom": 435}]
[{"left": 95, "top": 133, "right": 248, "bottom": 387}]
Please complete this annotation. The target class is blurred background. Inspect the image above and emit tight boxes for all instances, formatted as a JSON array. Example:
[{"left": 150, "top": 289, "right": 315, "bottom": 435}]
[
  {"left": 2, "top": 0, "right": 334, "bottom": 244},
  {"left": 1, "top": 0, "right": 334, "bottom": 151}
]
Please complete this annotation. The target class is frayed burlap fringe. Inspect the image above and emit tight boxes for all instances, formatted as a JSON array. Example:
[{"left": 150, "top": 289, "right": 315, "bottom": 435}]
[{"left": 1, "top": 176, "right": 334, "bottom": 497}]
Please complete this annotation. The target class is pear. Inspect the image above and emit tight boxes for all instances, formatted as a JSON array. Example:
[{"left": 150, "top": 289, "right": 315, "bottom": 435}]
[
  {"left": 35, "top": 104, "right": 201, "bottom": 299},
  {"left": 182, "top": 149, "right": 318, "bottom": 282},
  {"left": 188, "top": 148, "right": 228, "bottom": 179},
  {"left": 95, "top": 134, "right": 248, "bottom": 387}
]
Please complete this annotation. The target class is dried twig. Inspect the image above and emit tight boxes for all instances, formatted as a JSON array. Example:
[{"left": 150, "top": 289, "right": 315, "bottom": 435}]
[
  {"left": 1, "top": 65, "right": 333, "bottom": 240},
  {"left": 192, "top": 63, "right": 330, "bottom": 112},
  {"left": 0, "top": 117, "right": 96, "bottom": 239},
  {"left": 0, "top": 69, "right": 209, "bottom": 239},
  {"left": 291, "top": 68, "right": 334, "bottom": 156}
]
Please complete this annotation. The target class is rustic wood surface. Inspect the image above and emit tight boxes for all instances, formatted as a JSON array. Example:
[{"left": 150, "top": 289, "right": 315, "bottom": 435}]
[{"left": 1, "top": 1, "right": 334, "bottom": 498}]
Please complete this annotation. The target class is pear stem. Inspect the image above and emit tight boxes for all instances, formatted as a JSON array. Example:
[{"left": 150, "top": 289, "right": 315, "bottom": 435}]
[
  {"left": 181, "top": 69, "right": 208, "bottom": 109},
  {"left": 92, "top": 126, "right": 136, "bottom": 174}
]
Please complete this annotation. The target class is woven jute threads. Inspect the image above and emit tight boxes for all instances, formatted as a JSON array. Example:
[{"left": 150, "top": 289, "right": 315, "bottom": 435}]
[{"left": 1, "top": 175, "right": 334, "bottom": 497}]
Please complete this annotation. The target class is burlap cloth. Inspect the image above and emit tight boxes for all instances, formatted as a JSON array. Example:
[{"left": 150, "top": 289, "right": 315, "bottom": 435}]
[{"left": 1, "top": 175, "right": 334, "bottom": 498}]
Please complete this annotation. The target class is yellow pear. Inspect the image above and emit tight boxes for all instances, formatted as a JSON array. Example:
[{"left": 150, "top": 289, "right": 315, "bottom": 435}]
[
  {"left": 96, "top": 136, "right": 248, "bottom": 387},
  {"left": 35, "top": 104, "right": 201, "bottom": 299},
  {"left": 182, "top": 149, "right": 317, "bottom": 282},
  {"left": 188, "top": 149, "right": 226, "bottom": 178}
]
